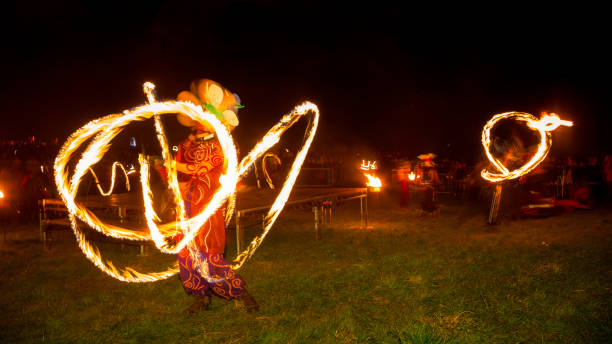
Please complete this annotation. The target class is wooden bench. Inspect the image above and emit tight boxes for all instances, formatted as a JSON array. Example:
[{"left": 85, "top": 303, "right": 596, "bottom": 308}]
[{"left": 38, "top": 199, "right": 71, "bottom": 243}]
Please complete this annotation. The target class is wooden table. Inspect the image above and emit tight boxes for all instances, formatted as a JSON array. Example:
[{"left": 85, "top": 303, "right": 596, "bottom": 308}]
[{"left": 40, "top": 187, "right": 369, "bottom": 252}]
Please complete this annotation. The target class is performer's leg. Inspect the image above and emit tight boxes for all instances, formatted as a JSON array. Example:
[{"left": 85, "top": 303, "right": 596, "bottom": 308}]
[
  {"left": 186, "top": 294, "right": 211, "bottom": 313},
  {"left": 406, "top": 182, "right": 411, "bottom": 205},
  {"left": 399, "top": 180, "right": 408, "bottom": 207},
  {"left": 206, "top": 253, "right": 259, "bottom": 313},
  {"left": 178, "top": 251, "right": 212, "bottom": 313}
]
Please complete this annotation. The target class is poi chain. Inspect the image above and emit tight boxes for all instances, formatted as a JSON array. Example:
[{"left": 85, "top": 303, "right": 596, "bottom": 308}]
[
  {"left": 54, "top": 82, "right": 319, "bottom": 282},
  {"left": 481, "top": 112, "right": 572, "bottom": 183}
]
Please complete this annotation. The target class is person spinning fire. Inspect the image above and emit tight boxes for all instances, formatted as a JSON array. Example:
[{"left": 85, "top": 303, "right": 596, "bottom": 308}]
[{"left": 171, "top": 79, "right": 258, "bottom": 313}]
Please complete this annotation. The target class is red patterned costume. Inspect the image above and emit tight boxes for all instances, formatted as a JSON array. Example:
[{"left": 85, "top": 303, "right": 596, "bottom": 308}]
[
  {"left": 173, "top": 78, "right": 258, "bottom": 313},
  {"left": 176, "top": 136, "right": 226, "bottom": 254},
  {"left": 175, "top": 135, "right": 247, "bottom": 301}
]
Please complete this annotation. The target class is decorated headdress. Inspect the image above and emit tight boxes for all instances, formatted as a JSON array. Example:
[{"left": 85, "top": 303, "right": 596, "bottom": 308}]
[
  {"left": 176, "top": 79, "right": 243, "bottom": 131},
  {"left": 417, "top": 153, "right": 437, "bottom": 167}
]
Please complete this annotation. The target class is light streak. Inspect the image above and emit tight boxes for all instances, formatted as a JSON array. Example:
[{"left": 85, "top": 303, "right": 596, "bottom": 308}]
[
  {"left": 262, "top": 153, "right": 281, "bottom": 189},
  {"left": 144, "top": 82, "right": 188, "bottom": 228},
  {"left": 360, "top": 160, "right": 377, "bottom": 171},
  {"left": 54, "top": 82, "right": 319, "bottom": 282},
  {"left": 88, "top": 161, "right": 132, "bottom": 196},
  {"left": 481, "top": 112, "right": 572, "bottom": 183}
]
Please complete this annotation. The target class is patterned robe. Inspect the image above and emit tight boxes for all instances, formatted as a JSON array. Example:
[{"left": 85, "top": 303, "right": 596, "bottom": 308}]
[{"left": 175, "top": 135, "right": 246, "bottom": 299}]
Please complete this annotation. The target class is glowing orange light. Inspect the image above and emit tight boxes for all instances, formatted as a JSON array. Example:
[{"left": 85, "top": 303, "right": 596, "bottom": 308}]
[
  {"left": 364, "top": 172, "right": 382, "bottom": 192},
  {"left": 54, "top": 82, "right": 319, "bottom": 282},
  {"left": 0, "top": 190, "right": 4, "bottom": 199},
  {"left": 481, "top": 112, "right": 572, "bottom": 183},
  {"left": 88, "top": 161, "right": 132, "bottom": 196},
  {"left": 408, "top": 172, "right": 416, "bottom": 181},
  {"left": 360, "top": 160, "right": 377, "bottom": 171}
]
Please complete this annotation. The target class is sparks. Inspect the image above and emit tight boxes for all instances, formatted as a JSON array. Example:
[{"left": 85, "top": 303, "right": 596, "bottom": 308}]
[
  {"left": 481, "top": 112, "right": 573, "bottom": 183},
  {"left": 54, "top": 82, "right": 319, "bottom": 282}
]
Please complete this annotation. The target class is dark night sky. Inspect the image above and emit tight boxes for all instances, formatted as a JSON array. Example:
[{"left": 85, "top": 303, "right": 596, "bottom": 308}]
[{"left": 3, "top": 1, "right": 611, "bottom": 160}]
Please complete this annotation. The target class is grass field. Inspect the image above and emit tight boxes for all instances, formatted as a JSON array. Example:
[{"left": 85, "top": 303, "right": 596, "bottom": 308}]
[{"left": 1, "top": 190, "right": 611, "bottom": 343}]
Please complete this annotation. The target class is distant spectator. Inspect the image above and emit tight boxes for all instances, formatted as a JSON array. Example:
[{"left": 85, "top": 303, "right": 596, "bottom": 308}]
[{"left": 604, "top": 155, "right": 612, "bottom": 201}]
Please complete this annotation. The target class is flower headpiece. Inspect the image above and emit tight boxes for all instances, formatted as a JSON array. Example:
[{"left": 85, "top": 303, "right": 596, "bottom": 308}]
[{"left": 176, "top": 79, "right": 243, "bottom": 131}]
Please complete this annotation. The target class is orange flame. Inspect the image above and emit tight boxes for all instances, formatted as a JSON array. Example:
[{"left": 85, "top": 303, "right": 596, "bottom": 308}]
[
  {"left": 364, "top": 172, "right": 382, "bottom": 191},
  {"left": 408, "top": 172, "right": 416, "bottom": 181},
  {"left": 88, "top": 161, "right": 131, "bottom": 196}
]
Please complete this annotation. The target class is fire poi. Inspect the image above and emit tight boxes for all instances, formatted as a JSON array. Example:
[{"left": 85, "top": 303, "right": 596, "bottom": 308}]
[
  {"left": 480, "top": 111, "right": 572, "bottom": 223},
  {"left": 53, "top": 80, "right": 319, "bottom": 289},
  {"left": 261, "top": 152, "right": 281, "bottom": 189},
  {"left": 88, "top": 161, "right": 134, "bottom": 196},
  {"left": 481, "top": 112, "right": 573, "bottom": 182}
]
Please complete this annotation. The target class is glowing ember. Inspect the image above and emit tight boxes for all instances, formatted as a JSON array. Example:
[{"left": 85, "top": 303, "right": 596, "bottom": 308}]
[
  {"left": 481, "top": 112, "right": 572, "bottom": 183},
  {"left": 54, "top": 82, "right": 319, "bottom": 282}
]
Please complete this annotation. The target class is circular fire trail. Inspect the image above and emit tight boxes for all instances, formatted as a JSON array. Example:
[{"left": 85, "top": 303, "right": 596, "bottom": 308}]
[
  {"left": 54, "top": 82, "right": 319, "bottom": 282},
  {"left": 481, "top": 112, "right": 572, "bottom": 183}
]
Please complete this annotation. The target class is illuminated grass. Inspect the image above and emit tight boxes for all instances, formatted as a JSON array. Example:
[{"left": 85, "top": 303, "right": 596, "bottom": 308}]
[{"left": 1, "top": 193, "right": 611, "bottom": 343}]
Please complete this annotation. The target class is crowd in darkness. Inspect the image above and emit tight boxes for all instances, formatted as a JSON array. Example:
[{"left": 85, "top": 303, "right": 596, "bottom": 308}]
[
  {"left": 298, "top": 148, "right": 612, "bottom": 216},
  {"left": 384, "top": 151, "right": 612, "bottom": 217},
  {"left": 0, "top": 138, "right": 60, "bottom": 222},
  {"left": 1, "top": 137, "right": 612, "bottom": 224}
]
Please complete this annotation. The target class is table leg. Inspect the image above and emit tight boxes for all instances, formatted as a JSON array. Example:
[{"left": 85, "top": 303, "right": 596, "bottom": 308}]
[
  {"left": 236, "top": 213, "right": 243, "bottom": 255},
  {"left": 360, "top": 194, "right": 368, "bottom": 229},
  {"left": 313, "top": 206, "right": 320, "bottom": 240}
]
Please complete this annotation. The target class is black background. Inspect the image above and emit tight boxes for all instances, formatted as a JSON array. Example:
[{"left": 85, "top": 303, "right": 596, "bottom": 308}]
[{"left": 3, "top": 1, "right": 610, "bottom": 160}]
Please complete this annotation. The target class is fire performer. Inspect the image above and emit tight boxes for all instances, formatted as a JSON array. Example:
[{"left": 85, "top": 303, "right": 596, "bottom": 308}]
[
  {"left": 395, "top": 158, "right": 412, "bottom": 207},
  {"left": 417, "top": 153, "right": 440, "bottom": 214},
  {"left": 172, "top": 79, "right": 258, "bottom": 313}
]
